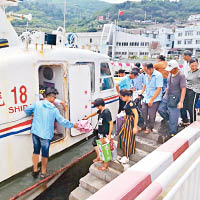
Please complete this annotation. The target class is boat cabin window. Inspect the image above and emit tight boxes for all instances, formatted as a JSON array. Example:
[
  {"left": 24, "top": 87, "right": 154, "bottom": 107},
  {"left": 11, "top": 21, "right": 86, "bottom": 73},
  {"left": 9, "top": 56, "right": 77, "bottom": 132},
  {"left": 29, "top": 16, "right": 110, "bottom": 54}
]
[
  {"left": 75, "top": 62, "right": 95, "bottom": 93},
  {"left": 38, "top": 65, "right": 66, "bottom": 142},
  {"left": 100, "top": 63, "right": 114, "bottom": 91}
]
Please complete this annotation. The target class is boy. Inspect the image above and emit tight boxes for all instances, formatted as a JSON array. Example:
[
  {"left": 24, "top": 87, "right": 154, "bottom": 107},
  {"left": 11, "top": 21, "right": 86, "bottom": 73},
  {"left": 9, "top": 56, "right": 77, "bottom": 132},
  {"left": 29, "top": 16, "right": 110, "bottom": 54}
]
[{"left": 84, "top": 98, "right": 113, "bottom": 171}]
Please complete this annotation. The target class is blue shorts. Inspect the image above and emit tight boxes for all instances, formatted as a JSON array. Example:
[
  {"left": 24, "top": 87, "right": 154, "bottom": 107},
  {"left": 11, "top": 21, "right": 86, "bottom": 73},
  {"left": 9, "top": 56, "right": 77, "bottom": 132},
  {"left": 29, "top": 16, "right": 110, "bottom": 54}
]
[{"left": 32, "top": 134, "right": 51, "bottom": 158}]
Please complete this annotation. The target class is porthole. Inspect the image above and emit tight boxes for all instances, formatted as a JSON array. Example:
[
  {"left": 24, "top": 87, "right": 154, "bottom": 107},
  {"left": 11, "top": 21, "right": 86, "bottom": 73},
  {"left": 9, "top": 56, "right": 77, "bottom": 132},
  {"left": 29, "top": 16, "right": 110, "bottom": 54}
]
[{"left": 43, "top": 67, "right": 53, "bottom": 80}]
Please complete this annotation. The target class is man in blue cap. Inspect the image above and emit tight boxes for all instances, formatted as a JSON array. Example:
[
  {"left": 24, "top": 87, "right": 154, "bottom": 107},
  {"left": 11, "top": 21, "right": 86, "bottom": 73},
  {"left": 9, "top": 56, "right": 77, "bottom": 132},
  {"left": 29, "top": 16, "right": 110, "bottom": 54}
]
[{"left": 116, "top": 68, "right": 139, "bottom": 113}]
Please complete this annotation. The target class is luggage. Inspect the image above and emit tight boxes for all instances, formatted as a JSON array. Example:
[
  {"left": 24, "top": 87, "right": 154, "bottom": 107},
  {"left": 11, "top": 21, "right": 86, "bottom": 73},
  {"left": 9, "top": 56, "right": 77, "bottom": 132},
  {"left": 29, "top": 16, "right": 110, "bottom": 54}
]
[
  {"left": 196, "top": 97, "right": 200, "bottom": 109},
  {"left": 116, "top": 112, "right": 125, "bottom": 136},
  {"left": 96, "top": 139, "right": 112, "bottom": 162},
  {"left": 110, "top": 139, "right": 117, "bottom": 161},
  {"left": 0, "top": 39, "right": 9, "bottom": 49}
]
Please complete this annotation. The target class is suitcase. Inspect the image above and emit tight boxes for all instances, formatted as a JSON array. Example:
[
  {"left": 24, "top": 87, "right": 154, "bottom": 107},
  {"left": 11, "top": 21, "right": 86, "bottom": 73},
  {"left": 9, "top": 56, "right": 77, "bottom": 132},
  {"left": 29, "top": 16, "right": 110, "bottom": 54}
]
[
  {"left": 0, "top": 39, "right": 9, "bottom": 49},
  {"left": 116, "top": 112, "right": 125, "bottom": 136}
]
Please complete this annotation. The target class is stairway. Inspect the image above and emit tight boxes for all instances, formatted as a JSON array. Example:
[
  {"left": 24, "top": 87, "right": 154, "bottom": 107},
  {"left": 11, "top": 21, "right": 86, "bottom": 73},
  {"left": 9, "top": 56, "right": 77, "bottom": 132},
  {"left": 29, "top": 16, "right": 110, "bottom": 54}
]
[{"left": 69, "top": 133, "right": 160, "bottom": 200}]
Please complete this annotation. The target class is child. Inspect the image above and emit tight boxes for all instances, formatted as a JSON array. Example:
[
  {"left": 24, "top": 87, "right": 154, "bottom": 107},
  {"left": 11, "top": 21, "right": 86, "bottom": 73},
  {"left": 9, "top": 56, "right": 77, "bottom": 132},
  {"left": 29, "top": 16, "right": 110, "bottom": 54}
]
[{"left": 84, "top": 98, "right": 113, "bottom": 171}]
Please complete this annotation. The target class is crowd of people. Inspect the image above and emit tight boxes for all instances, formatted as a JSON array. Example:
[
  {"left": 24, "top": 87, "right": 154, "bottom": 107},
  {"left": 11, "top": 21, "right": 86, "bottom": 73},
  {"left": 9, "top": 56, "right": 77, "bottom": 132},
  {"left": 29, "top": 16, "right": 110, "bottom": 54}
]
[
  {"left": 115, "top": 50, "right": 200, "bottom": 163},
  {"left": 24, "top": 50, "right": 200, "bottom": 177}
]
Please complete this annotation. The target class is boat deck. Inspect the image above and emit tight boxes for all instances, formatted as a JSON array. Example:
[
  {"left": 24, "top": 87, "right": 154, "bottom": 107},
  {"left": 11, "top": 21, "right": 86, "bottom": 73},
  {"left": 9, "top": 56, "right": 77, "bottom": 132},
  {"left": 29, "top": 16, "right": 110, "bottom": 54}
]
[{"left": 0, "top": 137, "right": 94, "bottom": 199}]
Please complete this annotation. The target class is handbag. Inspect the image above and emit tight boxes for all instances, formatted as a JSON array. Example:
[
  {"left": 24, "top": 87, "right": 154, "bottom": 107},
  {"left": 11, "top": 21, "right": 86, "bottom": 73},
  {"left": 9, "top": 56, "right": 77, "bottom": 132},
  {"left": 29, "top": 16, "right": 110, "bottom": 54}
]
[
  {"left": 96, "top": 139, "right": 112, "bottom": 162},
  {"left": 168, "top": 94, "right": 180, "bottom": 108},
  {"left": 110, "top": 139, "right": 117, "bottom": 161},
  {"left": 167, "top": 75, "right": 180, "bottom": 108}
]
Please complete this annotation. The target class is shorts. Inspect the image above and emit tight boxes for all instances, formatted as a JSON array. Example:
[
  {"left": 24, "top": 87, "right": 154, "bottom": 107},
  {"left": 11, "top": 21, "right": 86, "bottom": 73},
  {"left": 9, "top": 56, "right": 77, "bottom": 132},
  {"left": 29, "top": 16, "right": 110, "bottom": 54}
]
[
  {"left": 32, "top": 134, "right": 51, "bottom": 158},
  {"left": 92, "top": 133, "right": 108, "bottom": 147}
]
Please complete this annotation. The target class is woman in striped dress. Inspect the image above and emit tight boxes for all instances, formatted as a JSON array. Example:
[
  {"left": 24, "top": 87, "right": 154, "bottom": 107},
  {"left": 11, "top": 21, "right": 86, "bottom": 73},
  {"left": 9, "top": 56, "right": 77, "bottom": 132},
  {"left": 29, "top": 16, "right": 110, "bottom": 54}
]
[{"left": 118, "top": 89, "right": 139, "bottom": 164}]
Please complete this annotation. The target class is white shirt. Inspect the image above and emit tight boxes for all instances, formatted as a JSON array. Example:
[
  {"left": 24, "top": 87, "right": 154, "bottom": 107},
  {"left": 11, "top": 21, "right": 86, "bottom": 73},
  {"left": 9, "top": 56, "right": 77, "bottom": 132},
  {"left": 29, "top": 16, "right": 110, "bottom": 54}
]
[
  {"left": 54, "top": 99, "right": 62, "bottom": 105},
  {"left": 182, "top": 61, "right": 190, "bottom": 78}
]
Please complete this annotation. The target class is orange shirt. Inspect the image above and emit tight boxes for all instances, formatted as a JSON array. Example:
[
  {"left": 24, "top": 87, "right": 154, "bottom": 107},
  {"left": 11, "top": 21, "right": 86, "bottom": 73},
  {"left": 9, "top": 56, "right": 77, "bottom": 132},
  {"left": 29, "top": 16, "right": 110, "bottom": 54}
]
[{"left": 154, "top": 61, "right": 169, "bottom": 79}]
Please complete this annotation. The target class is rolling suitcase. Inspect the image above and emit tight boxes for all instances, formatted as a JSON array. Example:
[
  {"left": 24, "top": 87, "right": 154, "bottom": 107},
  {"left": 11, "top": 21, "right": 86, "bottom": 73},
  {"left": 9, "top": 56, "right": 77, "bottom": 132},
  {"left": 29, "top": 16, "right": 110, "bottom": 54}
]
[{"left": 116, "top": 112, "right": 125, "bottom": 136}]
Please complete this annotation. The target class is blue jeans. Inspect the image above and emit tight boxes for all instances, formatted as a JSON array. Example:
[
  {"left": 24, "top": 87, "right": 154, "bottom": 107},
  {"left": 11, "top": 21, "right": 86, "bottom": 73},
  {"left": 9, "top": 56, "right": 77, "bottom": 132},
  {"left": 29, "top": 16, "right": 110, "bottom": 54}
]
[
  {"left": 163, "top": 78, "right": 168, "bottom": 93},
  {"left": 158, "top": 98, "right": 180, "bottom": 135},
  {"left": 32, "top": 134, "right": 51, "bottom": 158}
]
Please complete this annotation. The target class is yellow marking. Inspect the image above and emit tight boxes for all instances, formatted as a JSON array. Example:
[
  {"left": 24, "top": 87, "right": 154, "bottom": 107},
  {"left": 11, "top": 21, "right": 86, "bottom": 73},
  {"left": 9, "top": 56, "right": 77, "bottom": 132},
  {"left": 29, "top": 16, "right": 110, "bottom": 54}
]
[{"left": 0, "top": 43, "right": 8, "bottom": 47}]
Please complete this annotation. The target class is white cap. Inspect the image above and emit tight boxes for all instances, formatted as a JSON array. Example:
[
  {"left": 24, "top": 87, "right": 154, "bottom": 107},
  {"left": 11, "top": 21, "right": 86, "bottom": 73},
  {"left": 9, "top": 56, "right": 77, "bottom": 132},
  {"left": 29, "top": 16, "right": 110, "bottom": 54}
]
[{"left": 165, "top": 60, "right": 179, "bottom": 72}]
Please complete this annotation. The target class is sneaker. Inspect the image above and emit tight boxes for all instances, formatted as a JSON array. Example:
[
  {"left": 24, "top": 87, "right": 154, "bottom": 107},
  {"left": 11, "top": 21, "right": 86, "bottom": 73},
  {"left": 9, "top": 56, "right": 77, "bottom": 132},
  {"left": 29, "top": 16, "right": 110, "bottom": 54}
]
[
  {"left": 32, "top": 171, "right": 40, "bottom": 178},
  {"left": 123, "top": 163, "right": 130, "bottom": 171},
  {"left": 119, "top": 156, "right": 129, "bottom": 164},
  {"left": 170, "top": 133, "right": 175, "bottom": 138},
  {"left": 40, "top": 173, "right": 49, "bottom": 179}
]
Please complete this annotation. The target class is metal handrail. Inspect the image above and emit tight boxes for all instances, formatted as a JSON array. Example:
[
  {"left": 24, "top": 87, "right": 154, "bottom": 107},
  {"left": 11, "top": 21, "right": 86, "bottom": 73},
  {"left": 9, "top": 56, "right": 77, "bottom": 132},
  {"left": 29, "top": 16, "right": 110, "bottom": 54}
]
[
  {"left": 164, "top": 150, "right": 200, "bottom": 200},
  {"left": 136, "top": 137, "right": 200, "bottom": 200}
]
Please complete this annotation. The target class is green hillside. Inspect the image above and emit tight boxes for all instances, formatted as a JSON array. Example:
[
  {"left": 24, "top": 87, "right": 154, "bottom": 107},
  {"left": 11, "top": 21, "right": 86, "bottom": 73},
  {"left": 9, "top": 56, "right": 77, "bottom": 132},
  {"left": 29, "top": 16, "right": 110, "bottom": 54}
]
[
  {"left": 7, "top": 0, "right": 200, "bottom": 33},
  {"left": 8, "top": 0, "right": 110, "bottom": 33}
]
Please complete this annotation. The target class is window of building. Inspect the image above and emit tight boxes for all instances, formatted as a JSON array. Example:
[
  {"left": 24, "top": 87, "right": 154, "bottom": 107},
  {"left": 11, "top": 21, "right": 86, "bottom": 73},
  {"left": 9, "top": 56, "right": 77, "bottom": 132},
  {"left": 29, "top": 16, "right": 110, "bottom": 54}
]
[
  {"left": 100, "top": 63, "right": 114, "bottom": 91},
  {"left": 145, "top": 42, "right": 149, "bottom": 46},
  {"left": 118, "top": 42, "right": 121, "bottom": 46},
  {"left": 196, "top": 40, "right": 200, "bottom": 44},
  {"left": 141, "top": 42, "right": 145, "bottom": 46},
  {"left": 89, "top": 38, "right": 92, "bottom": 43},
  {"left": 167, "top": 35, "right": 171, "bottom": 40},
  {"left": 177, "top": 41, "right": 182, "bottom": 44},
  {"left": 197, "top": 31, "right": 200, "bottom": 35},
  {"left": 185, "top": 31, "right": 193, "bottom": 36},
  {"left": 178, "top": 32, "right": 183, "bottom": 37},
  {"left": 184, "top": 39, "right": 193, "bottom": 44}
]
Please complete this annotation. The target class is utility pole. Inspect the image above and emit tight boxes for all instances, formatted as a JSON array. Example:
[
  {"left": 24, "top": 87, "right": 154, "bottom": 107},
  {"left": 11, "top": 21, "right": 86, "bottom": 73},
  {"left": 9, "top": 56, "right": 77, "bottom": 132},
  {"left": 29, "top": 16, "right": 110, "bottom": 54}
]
[{"left": 64, "top": 0, "right": 66, "bottom": 32}]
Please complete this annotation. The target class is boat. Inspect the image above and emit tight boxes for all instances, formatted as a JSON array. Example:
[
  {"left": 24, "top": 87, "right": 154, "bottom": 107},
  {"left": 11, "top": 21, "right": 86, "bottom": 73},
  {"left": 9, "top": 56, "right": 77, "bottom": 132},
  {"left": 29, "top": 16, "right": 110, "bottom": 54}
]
[{"left": 0, "top": 0, "right": 118, "bottom": 184}]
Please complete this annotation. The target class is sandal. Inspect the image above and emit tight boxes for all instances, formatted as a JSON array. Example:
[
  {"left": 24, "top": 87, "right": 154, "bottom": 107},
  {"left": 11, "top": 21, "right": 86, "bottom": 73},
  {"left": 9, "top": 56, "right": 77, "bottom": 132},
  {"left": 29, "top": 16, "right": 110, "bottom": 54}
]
[
  {"left": 144, "top": 129, "right": 152, "bottom": 134},
  {"left": 183, "top": 122, "right": 190, "bottom": 126},
  {"left": 40, "top": 173, "right": 49, "bottom": 179},
  {"left": 93, "top": 158, "right": 102, "bottom": 163},
  {"left": 98, "top": 166, "right": 108, "bottom": 171},
  {"left": 32, "top": 170, "right": 40, "bottom": 178}
]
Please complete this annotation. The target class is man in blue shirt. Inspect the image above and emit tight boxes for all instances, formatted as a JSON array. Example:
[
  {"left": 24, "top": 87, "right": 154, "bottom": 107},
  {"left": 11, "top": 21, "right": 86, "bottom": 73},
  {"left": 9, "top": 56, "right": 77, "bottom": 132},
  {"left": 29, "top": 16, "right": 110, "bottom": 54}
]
[
  {"left": 24, "top": 88, "right": 77, "bottom": 178},
  {"left": 131, "top": 73, "right": 145, "bottom": 91},
  {"left": 131, "top": 65, "right": 145, "bottom": 91},
  {"left": 139, "top": 63, "right": 163, "bottom": 134},
  {"left": 116, "top": 69, "right": 139, "bottom": 113}
]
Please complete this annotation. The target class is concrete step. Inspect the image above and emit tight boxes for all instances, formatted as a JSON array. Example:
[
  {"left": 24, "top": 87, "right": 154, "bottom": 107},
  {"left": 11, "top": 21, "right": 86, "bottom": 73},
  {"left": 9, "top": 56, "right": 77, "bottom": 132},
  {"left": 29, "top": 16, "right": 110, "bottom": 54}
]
[
  {"left": 136, "top": 136, "right": 159, "bottom": 153},
  {"left": 109, "top": 160, "right": 124, "bottom": 172},
  {"left": 69, "top": 186, "right": 93, "bottom": 200},
  {"left": 130, "top": 148, "right": 149, "bottom": 163},
  {"left": 79, "top": 173, "right": 107, "bottom": 194},
  {"left": 137, "top": 131, "right": 160, "bottom": 143},
  {"left": 90, "top": 163, "right": 121, "bottom": 183}
]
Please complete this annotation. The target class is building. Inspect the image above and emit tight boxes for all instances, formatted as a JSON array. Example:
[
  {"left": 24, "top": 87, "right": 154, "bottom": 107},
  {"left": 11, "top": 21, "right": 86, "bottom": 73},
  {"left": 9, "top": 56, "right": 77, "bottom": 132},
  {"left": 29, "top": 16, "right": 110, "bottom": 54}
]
[
  {"left": 188, "top": 14, "right": 200, "bottom": 22},
  {"left": 174, "top": 26, "right": 200, "bottom": 56},
  {"left": 142, "top": 27, "right": 174, "bottom": 56},
  {"left": 72, "top": 24, "right": 160, "bottom": 59}
]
